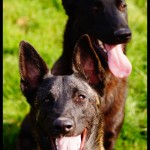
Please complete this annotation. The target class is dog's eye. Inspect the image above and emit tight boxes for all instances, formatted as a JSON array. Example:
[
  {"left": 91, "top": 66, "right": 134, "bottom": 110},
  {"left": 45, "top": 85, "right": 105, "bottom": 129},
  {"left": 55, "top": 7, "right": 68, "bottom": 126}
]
[
  {"left": 92, "top": 6, "right": 99, "bottom": 12},
  {"left": 44, "top": 98, "right": 50, "bottom": 103},
  {"left": 79, "top": 94, "right": 85, "bottom": 99},
  {"left": 76, "top": 94, "right": 86, "bottom": 102},
  {"left": 43, "top": 93, "right": 55, "bottom": 104},
  {"left": 92, "top": 2, "right": 103, "bottom": 13}
]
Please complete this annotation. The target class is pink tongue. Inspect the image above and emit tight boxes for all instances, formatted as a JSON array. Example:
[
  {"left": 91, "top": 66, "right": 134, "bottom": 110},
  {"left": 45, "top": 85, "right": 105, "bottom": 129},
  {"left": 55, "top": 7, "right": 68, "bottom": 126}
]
[
  {"left": 56, "top": 135, "right": 81, "bottom": 150},
  {"left": 105, "top": 44, "right": 132, "bottom": 78}
]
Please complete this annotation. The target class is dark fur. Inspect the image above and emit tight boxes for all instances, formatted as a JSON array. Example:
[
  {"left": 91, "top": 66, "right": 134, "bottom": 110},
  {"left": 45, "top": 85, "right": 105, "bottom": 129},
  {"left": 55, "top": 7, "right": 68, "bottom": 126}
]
[
  {"left": 52, "top": 0, "right": 132, "bottom": 150},
  {"left": 17, "top": 38, "right": 105, "bottom": 150}
]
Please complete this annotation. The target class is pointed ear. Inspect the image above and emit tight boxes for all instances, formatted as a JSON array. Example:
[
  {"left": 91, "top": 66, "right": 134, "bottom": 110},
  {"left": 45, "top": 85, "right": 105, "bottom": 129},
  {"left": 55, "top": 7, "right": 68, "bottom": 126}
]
[
  {"left": 19, "top": 41, "right": 49, "bottom": 100},
  {"left": 72, "top": 34, "right": 106, "bottom": 95}
]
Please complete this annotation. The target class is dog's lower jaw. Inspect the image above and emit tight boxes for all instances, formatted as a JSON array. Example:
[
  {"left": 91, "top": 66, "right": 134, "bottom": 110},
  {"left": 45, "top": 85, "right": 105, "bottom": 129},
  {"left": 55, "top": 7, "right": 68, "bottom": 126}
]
[
  {"left": 50, "top": 128, "right": 87, "bottom": 150},
  {"left": 52, "top": 127, "right": 104, "bottom": 150}
]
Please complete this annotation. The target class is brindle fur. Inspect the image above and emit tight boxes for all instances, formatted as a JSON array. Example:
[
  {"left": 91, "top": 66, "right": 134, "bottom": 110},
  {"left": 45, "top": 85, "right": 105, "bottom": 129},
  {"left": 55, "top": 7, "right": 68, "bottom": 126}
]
[
  {"left": 17, "top": 38, "right": 105, "bottom": 150},
  {"left": 52, "top": 1, "right": 131, "bottom": 149}
]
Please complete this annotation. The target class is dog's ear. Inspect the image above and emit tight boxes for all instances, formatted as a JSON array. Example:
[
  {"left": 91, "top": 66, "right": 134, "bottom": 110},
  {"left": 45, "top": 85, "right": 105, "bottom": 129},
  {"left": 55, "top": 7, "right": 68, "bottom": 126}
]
[
  {"left": 72, "top": 34, "right": 106, "bottom": 95},
  {"left": 62, "top": 0, "right": 76, "bottom": 16},
  {"left": 19, "top": 41, "right": 49, "bottom": 101}
]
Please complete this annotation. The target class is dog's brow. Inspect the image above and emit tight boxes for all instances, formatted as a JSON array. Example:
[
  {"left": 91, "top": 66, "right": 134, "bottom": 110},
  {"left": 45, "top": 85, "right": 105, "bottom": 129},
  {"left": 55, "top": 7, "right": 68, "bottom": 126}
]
[{"left": 49, "top": 79, "right": 62, "bottom": 99}]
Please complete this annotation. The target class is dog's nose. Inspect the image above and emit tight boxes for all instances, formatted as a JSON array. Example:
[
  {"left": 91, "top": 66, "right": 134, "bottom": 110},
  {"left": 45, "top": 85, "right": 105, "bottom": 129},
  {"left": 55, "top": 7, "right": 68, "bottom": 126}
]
[
  {"left": 53, "top": 117, "right": 74, "bottom": 134},
  {"left": 114, "top": 28, "right": 132, "bottom": 42}
]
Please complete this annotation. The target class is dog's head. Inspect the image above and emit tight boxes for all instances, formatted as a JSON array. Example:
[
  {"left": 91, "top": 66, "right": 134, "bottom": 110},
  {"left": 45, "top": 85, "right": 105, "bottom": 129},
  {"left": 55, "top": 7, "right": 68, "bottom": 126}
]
[
  {"left": 19, "top": 39, "right": 104, "bottom": 149},
  {"left": 62, "top": 0, "right": 132, "bottom": 78}
]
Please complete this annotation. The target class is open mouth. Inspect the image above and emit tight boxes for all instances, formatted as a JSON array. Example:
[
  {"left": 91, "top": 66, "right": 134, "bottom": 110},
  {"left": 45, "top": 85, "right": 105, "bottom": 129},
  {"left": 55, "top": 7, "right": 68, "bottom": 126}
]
[
  {"left": 91, "top": 37, "right": 132, "bottom": 78},
  {"left": 50, "top": 128, "right": 87, "bottom": 150},
  {"left": 92, "top": 39, "right": 108, "bottom": 59}
]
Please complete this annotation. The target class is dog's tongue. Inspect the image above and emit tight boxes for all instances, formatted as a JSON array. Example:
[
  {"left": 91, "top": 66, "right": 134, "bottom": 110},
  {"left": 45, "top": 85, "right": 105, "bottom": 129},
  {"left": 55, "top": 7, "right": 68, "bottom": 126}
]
[
  {"left": 56, "top": 135, "right": 81, "bottom": 150},
  {"left": 105, "top": 44, "right": 132, "bottom": 78}
]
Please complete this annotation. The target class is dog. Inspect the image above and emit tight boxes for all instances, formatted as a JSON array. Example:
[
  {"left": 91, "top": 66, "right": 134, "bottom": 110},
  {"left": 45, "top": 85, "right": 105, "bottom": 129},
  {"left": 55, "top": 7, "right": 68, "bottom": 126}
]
[
  {"left": 52, "top": 0, "right": 132, "bottom": 149},
  {"left": 17, "top": 36, "right": 105, "bottom": 150}
]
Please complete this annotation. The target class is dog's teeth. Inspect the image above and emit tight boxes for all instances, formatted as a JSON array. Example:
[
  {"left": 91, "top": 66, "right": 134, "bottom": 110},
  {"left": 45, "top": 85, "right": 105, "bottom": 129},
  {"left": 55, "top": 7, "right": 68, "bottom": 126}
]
[
  {"left": 103, "top": 49, "right": 107, "bottom": 53},
  {"left": 101, "top": 44, "right": 105, "bottom": 49},
  {"left": 56, "top": 145, "right": 58, "bottom": 150},
  {"left": 98, "top": 40, "right": 104, "bottom": 49},
  {"left": 98, "top": 40, "right": 102, "bottom": 45},
  {"left": 55, "top": 139, "right": 58, "bottom": 146},
  {"left": 55, "top": 139, "right": 58, "bottom": 150},
  {"left": 77, "top": 143, "right": 80, "bottom": 150},
  {"left": 98, "top": 40, "right": 102, "bottom": 46}
]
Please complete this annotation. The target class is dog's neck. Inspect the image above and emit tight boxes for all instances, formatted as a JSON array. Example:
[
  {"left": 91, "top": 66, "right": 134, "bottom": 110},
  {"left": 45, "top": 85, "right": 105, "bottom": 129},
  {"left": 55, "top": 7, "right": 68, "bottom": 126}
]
[{"left": 85, "top": 115, "right": 104, "bottom": 150}]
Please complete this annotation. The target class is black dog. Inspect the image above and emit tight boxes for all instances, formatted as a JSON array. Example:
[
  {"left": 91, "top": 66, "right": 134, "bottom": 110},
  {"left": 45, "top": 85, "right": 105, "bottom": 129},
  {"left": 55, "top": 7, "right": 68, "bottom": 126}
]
[
  {"left": 17, "top": 36, "right": 105, "bottom": 150},
  {"left": 52, "top": 1, "right": 132, "bottom": 150}
]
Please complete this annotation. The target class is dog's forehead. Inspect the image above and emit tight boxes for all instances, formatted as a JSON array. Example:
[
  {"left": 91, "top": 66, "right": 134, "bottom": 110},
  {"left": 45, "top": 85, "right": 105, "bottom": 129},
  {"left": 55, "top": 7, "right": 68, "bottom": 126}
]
[{"left": 44, "top": 75, "right": 97, "bottom": 96}]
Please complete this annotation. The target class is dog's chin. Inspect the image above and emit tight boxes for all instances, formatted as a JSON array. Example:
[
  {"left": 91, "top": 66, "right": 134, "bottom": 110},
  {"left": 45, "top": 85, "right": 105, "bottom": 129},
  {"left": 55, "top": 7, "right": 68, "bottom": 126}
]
[{"left": 50, "top": 128, "right": 87, "bottom": 150}]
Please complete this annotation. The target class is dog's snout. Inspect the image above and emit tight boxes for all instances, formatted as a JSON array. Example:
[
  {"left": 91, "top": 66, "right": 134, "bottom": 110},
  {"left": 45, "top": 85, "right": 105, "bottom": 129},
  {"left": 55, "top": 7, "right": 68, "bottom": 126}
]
[
  {"left": 114, "top": 28, "right": 132, "bottom": 42},
  {"left": 53, "top": 117, "right": 74, "bottom": 134}
]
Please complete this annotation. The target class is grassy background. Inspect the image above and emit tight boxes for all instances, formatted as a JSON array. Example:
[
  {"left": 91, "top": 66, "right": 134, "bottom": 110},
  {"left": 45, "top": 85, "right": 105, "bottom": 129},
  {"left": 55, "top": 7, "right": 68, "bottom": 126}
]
[{"left": 3, "top": 0, "right": 147, "bottom": 150}]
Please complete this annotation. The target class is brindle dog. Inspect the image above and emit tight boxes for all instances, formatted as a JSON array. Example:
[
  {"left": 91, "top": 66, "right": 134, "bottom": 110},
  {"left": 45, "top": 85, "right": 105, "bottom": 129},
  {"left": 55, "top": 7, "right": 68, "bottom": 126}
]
[
  {"left": 17, "top": 36, "right": 105, "bottom": 150},
  {"left": 52, "top": 1, "right": 132, "bottom": 149}
]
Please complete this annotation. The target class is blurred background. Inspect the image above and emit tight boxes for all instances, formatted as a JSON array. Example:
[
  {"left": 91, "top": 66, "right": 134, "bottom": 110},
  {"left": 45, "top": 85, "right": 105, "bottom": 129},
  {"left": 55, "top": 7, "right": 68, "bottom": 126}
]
[{"left": 3, "top": 0, "right": 147, "bottom": 149}]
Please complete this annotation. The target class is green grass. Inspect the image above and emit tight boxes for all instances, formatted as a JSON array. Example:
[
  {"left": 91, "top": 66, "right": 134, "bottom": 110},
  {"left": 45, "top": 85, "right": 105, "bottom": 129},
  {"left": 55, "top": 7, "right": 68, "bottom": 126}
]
[{"left": 3, "top": 0, "right": 147, "bottom": 149}]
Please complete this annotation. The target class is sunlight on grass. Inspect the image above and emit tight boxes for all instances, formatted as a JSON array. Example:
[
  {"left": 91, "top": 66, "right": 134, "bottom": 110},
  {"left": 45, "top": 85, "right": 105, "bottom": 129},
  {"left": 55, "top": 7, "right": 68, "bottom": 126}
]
[{"left": 3, "top": 0, "right": 147, "bottom": 150}]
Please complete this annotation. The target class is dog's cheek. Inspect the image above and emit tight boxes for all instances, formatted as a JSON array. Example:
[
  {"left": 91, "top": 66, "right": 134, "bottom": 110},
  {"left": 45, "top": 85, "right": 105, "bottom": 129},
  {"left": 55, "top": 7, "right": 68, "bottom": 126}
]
[
  {"left": 89, "top": 102, "right": 100, "bottom": 121},
  {"left": 36, "top": 108, "right": 52, "bottom": 131},
  {"left": 81, "top": 104, "right": 97, "bottom": 125}
]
